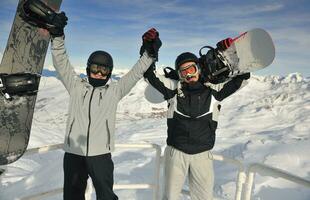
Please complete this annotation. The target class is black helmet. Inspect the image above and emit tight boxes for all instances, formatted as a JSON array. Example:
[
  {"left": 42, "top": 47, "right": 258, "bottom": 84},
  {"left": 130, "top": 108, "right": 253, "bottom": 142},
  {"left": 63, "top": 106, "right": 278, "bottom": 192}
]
[
  {"left": 86, "top": 51, "right": 113, "bottom": 76},
  {"left": 175, "top": 52, "right": 198, "bottom": 70}
]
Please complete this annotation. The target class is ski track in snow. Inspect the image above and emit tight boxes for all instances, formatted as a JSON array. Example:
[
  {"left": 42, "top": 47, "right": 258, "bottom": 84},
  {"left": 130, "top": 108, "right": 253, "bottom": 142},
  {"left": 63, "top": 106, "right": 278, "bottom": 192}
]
[{"left": 0, "top": 71, "right": 310, "bottom": 200}]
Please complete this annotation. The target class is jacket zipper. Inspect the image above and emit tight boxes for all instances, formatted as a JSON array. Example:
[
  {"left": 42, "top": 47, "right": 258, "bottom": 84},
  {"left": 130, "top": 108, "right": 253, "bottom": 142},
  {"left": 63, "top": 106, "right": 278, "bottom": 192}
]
[
  {"left": 67, "top": 119, "right": 75, "bottom": 146},
  {"left": 188, "top": 94, "right": 191, "bottom": 144},
  {"left": 86, "top": 88, "right": 95, "bottom": 156},
  {"left": 106, "top": 120, "right": 111, "bottom": 150}
]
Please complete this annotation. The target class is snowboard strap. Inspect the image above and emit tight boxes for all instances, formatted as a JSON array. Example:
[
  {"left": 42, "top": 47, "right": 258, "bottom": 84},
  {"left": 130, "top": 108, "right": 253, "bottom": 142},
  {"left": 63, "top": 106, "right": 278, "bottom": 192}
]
[
  {"left": 0, "top": 73, "right": 40, "bottom": 100},
  {"left": 198, "top": 46, "right": 231, "bottom": 84},
  {"left": 20, "top": 0, "right": 57, "bottom": 29}
]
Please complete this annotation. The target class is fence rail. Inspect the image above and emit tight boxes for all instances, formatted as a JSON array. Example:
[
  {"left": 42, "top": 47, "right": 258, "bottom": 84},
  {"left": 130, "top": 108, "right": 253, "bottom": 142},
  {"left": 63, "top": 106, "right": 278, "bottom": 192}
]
[
  {"left": 3, "top": 143, "right": 309, "bottom": 200},
  {"left": 243, "top": 163, "right": 310, "bottom": 200},
  {"left": 21, "top": 143, "right": 161, "bottom": 200},
  {"left": 181, "top": 153, "right": 246, "bottom": 200}
]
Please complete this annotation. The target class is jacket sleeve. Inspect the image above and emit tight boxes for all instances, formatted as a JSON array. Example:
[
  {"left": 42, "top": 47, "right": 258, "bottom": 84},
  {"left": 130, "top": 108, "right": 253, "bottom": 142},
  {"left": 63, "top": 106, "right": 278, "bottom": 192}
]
[
  {"left": 115, "top": 52, "right": 154, "bottom": 99},
  {"left": 51, "top": 36, "right": 82, "bottom": 94},
  {"left": 211, "top": 76, "right": 249, "bottom": 101},
  {"left": 144, "top": 67, "right": 177, "bottom": 100}
]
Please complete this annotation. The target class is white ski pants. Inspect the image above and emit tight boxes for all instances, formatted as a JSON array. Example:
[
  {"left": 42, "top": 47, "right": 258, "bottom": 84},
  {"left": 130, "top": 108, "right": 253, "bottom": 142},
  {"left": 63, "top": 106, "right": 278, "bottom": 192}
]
[{"left": 162, "top": 146, "right": 214, "bottom": 200}]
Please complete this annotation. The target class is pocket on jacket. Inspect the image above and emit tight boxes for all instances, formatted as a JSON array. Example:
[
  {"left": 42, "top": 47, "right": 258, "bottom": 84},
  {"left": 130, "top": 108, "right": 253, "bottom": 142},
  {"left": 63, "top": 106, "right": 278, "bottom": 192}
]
[
  {"left": 106, "top": 120, "right": 111, "bottom": 150},
  {"left": 209, "top": 120, "right": 218, "bottom": 132},
  {"left": 67, "top": 119, "right": 75, "bottom": 146}
]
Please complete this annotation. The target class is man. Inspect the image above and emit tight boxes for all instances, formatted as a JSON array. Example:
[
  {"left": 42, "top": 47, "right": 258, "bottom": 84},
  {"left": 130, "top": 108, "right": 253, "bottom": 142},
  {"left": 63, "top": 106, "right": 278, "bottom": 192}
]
[
  {"left": 144, "top": 41, "right": 250, "bottom": 200},
  {"left": 41, "top": 11, "right": 161, "bottom": 200}
]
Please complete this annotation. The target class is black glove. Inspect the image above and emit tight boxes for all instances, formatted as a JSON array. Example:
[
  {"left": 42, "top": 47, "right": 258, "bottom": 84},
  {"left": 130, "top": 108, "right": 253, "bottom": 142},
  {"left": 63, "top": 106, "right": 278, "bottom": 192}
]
[
  {"left": 47, "top": 12, "right": 68, "bottom": 37},
  {"left": 236, "top": 72, "right": 251, "bottom": 80},
  {"left": 216, "top": 37, "right": 233, "bottom": 51},
  {"left": 139, "top": 28, "right": 162, "bottom": 61},
  {"left": 163, "top": 67, "right": 179, "bottom": 80}
]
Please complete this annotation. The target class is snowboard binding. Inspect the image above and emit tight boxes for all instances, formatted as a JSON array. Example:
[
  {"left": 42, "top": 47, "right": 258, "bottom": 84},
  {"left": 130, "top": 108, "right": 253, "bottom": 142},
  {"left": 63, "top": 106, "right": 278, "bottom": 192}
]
[
  {"left": 20, "top": 0, "right": 59, "bottom": 30},
  {"left": 199, "top": 46, "right": 232, "bottom": 84},
  {"left": 0, "top": 73, "right": 40, "bottom": 100}
]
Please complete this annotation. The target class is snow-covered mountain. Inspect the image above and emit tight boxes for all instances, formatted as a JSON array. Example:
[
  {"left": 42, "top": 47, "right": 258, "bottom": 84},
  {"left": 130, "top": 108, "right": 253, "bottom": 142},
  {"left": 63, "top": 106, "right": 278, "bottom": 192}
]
[{"left": 0, "top": 71, "right": 309, "bottom": 200}]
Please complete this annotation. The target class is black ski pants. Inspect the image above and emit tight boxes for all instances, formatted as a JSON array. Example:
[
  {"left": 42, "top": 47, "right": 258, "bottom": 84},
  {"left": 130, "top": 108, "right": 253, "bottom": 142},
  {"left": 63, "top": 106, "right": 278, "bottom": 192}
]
[{"left": 63, "top": 152, "right": 118, "bottom": 200}]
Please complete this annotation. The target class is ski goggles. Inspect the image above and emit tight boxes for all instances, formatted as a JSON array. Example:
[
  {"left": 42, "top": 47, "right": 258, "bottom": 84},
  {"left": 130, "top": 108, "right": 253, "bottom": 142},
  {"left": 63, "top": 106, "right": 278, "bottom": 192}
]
[
  {"left": 178, "top": 64, "right": 199, "bottom": 80},
  {"left": 89, "top": 64, "right": 111, "bottom": 76}
]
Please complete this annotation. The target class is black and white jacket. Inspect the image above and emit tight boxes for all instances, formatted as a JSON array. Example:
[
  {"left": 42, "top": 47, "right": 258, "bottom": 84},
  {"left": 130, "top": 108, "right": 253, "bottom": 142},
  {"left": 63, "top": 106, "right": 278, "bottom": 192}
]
[{"left": 144, "top": 69, "right": 249, "bottom": 154}]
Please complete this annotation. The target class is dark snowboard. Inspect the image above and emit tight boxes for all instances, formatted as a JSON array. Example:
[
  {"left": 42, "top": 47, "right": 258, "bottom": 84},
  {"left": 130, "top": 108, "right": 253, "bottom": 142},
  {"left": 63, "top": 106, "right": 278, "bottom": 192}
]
[{"left": 0, "top": 0, "right": 62, "bottom": 165}]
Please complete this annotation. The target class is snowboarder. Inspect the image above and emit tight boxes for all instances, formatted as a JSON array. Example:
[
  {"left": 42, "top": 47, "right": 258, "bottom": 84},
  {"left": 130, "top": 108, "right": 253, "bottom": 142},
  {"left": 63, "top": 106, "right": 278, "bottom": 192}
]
[
  {"left": 143, "top": 39, "right": 250, "bottom": 200},
  {"left": 41, "top": 11, "right": 161, "bottom": 200}
]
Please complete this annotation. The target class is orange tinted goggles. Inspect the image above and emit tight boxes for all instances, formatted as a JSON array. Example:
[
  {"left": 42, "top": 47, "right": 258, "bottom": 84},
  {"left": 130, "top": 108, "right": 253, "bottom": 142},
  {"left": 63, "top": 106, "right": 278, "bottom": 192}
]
[{"left": 179, "top": 64, "right": 198, "bottom": 78}]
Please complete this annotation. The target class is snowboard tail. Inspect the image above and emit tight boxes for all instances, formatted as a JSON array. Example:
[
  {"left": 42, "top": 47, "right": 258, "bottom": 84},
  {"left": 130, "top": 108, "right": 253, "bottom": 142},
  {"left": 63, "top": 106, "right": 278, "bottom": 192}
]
[
  {"left": 199, "top": 28, "right": 275, "bottom": 84},
  {"left": 224, "top": 28, "right": 275, "bottom": 72},
  {"left": 0, "top": 0, "right": 62, "bottom": 165}
]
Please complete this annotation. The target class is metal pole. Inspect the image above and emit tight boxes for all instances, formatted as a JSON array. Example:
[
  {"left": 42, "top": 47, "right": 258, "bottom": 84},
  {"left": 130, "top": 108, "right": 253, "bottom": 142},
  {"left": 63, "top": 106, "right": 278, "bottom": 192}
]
[
  {"left": 243, "top": 171, "right": 255, "bottom": 200},
  {"left": 235, "top": 171, "right": 247, "bottom": 200},
  {"left": 181, "top": 154, "right": 246, "bottom": 200},
  {"left": 212, "top": 154, "right": 246, "bottom": 200},
  {"left": 24, "top": 143, "right": 63, "bottom": 156},
  {"left": 20, "top": 188, "right": 63, "bottom": 200}
]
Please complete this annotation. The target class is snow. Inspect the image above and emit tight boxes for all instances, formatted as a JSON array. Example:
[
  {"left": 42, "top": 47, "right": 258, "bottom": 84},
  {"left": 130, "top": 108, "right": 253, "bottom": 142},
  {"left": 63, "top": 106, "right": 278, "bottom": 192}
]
[{"left": 0, "top": 71, "right": 310, "bottom": 200}]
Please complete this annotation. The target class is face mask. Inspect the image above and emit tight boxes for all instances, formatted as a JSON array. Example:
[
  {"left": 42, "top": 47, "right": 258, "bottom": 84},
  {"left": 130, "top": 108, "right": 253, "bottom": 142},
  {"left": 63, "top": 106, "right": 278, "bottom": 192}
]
[{"left": 88, "top": 76, "right": 110, "bottom": 87}]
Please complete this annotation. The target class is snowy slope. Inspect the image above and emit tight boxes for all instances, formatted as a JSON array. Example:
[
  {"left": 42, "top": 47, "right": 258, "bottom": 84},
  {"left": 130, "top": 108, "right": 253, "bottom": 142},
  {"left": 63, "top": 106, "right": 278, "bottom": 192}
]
[{"left": 0, "top": 71, "right": 309, "bottom": 200}]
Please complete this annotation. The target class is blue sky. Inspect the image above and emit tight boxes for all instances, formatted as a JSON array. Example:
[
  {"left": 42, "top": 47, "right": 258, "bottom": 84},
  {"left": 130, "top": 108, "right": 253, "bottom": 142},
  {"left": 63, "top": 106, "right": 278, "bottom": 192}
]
[{"left": 0, "top": 0, "right": 310, "bottom": 76}]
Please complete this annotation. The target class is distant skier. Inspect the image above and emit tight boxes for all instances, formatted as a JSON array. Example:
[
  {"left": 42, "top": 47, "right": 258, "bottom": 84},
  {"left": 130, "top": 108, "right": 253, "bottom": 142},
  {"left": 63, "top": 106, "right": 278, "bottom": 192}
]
[
  {"left": 144, "top": 39, "right": 250, "bottom": 200},
  {"left": 38, "top": 12, "right": 161, "bottom": 200}
]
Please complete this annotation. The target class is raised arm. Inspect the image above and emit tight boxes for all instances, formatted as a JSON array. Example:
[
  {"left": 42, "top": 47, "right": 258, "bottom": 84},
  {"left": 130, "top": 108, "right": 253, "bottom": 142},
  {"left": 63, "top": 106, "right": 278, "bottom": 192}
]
[
  {"left": 115, "top": 28, "right": 161, "bottom": 99},
  {"left": 211, "top": 73, "right": 250, "bottom": 101},
  {"left": 51, "top": 36, "right": 82, "bottom": 93},
  {"left": 34, "top": 10, "right": 82, "bottom": 94},
  {"left": 115, "top": 52, "right": 154, "bottom": 99},
  {"left": 144, "top": 65, "right": 177, "bottom": 100}
]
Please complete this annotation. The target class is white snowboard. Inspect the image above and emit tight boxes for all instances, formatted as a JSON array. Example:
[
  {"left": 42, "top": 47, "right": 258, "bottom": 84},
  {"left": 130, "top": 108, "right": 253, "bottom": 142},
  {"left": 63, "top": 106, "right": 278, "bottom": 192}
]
[{"left": 222, "top": 28, "right": 275, "bottom": 73}]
